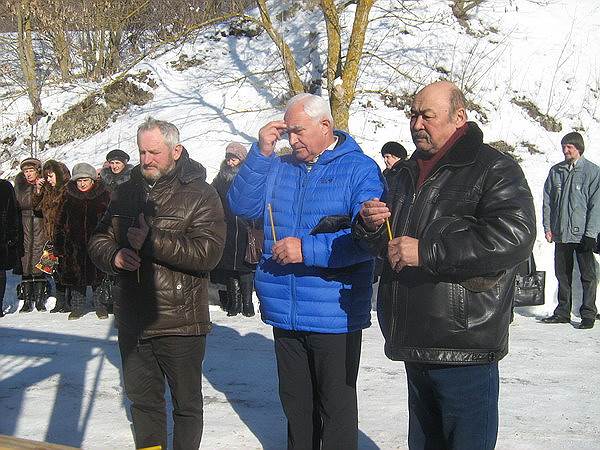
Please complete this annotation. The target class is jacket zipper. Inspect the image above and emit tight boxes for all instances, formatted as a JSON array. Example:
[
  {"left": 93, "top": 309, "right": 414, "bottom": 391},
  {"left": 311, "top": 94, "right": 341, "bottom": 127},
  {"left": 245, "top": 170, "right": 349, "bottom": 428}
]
[{"left": 291, "top": 168, "right": 309, "bottom": 330}]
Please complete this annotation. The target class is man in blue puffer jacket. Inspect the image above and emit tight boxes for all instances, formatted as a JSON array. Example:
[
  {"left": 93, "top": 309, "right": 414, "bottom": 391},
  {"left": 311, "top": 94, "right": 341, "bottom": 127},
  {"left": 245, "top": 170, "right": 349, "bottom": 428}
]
[{"left": 228, "top": 93, "right": 385, "bottom": 450}]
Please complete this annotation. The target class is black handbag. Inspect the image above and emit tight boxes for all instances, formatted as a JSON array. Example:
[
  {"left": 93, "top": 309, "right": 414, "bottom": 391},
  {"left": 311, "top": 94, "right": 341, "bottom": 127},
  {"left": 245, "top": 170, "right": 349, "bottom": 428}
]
[
  {"left": 514, "top": 254, "right": 545, "bottom": 307},
  {"left": 245, "top": 224, "right": 264, "bottom": 265}
]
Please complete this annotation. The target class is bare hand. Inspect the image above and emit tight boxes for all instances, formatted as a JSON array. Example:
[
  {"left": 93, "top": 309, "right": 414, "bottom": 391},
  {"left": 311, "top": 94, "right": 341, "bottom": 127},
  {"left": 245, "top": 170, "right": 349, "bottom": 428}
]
[
  {"left": 359, "top": 198, "right": 391, "bottom": 231},
  {"left": 272, "top": 237, "right": 303, "bottom": 265},
  {"left": 114, "top": 248, "right": 141, "bottom": 271},
  {"left": 258, "top": 120, "right": 288, "bottom": 157},
  {"left": 35, "top": 178, "right": 45, "bottom": 192},
  {"left": 127, "top": 213, "right": 150, "bottom": 250},
  {"left": 388, "top": 236, "right": 420, "bottom": 272},
  {"left": 545, "top": 231, "right": 553, "bottom": 243}
]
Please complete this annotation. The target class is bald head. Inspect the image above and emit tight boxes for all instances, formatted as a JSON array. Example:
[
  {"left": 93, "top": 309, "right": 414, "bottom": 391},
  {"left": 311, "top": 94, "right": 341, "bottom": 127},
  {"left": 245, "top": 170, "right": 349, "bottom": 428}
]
[{"left": 410, "top": 81, "right": 468, "bottom": 154}]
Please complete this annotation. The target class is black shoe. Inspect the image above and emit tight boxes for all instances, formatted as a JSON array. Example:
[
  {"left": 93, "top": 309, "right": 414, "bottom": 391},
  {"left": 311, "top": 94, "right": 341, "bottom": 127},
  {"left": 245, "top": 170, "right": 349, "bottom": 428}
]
[
  {"left": 578, "top": 319, "right": 595, "bottom": 329},
  {"left": 19, "top": 301, "right": 34, "bottom": 313},
  {"left": 68, "top": 311, "right": 84, "bottom": 320},
  {"left": 540, "top": 315, "right": 570, "bottom": 324}
]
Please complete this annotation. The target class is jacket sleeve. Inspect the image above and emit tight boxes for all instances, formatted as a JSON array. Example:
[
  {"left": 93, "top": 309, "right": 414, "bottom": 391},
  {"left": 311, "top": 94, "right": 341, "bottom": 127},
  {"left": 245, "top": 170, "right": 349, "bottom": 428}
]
[
  {"left": 584, "top": 165, "right": 600, "bottom": 238},
  {"left": 140, "top": 185, "right": 226, "bottom": 273},
  {"left": 87, "top": 201, "right": 121, "bottom": 276},
  {"left": 227, "top": 143, "right": 274, "bottom": 220},
  {"left": 302, "top": 159, "right": 386, "bottom": 268},
  {"left": 419, "top": 156, "right": 536, "bottom": 278},
  {"left": 542, "top": 170, "right": 553, "bottom": 233}
]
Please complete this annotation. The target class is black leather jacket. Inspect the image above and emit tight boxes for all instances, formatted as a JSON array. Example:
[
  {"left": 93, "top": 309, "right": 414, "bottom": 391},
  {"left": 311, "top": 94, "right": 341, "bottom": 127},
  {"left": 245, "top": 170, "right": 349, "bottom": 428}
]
[{"left": 354, "top": 122, "right": 536, "bottom": 364}]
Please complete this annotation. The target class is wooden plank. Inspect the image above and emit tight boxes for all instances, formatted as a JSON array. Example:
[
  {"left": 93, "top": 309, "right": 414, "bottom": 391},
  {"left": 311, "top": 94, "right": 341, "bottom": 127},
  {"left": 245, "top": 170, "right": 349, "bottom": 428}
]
[{"left": 0, "top": 435, "right": 80, "bottom": 450}]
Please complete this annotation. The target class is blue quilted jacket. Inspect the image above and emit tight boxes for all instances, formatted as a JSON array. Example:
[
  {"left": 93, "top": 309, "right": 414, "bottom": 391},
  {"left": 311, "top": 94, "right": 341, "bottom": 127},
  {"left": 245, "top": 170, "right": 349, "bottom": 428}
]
[{"left": 228, "top": 131, "right": 385, "bottom": 333}]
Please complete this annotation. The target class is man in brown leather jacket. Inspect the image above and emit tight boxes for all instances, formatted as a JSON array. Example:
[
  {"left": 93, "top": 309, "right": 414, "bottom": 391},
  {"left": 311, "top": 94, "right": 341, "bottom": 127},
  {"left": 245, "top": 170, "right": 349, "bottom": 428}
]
[
  {"left": 355, "top": 81, "right": 536, "bottom": 450},
  {"left": 88, "top": 117, "right": 225, "bottom": 450}
]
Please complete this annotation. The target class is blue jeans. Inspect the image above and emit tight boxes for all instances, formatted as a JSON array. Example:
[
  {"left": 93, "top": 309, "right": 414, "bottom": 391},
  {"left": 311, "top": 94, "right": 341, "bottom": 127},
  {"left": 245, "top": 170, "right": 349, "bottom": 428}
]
[{"left": 405, "top": 362, "right": 499, "bottom": 450}]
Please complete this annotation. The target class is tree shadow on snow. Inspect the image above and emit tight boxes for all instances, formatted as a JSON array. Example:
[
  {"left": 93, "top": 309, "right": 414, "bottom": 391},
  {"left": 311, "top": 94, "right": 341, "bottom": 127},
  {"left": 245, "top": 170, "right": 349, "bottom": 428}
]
[
  {"left": 203, "top": 323, "right": 379, "bottom": 449},
  {"left": 0, "top": 321, "right": 123, "bottom": 448}
]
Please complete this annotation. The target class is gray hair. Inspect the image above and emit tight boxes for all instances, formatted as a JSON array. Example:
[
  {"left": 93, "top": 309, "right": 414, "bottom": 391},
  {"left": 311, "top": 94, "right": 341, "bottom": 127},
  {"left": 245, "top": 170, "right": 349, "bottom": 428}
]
[
  {"left": 137, "top": 116, "right": 180, "bottom": 149},
  {"left": 286, "top": 93, "right": 334, "bottom": 125}
]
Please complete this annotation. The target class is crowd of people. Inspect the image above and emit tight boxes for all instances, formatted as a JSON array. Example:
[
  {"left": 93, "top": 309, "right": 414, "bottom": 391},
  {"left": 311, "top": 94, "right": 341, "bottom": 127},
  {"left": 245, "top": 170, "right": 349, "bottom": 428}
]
[{"left": 0, "top": 81, "right": 598, "bottom": 450}]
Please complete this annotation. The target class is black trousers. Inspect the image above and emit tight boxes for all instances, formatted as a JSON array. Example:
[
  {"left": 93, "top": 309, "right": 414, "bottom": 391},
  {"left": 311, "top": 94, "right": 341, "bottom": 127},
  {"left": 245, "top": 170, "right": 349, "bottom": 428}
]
[
  {"left": 273, "top": 327, "right": 362, "bottom": 450},
  {"left": 554, "top": 243, "right": 598, "bottom": 320},
  {"left": 118, "top": 332, "right": 206, "bottom": 450}
]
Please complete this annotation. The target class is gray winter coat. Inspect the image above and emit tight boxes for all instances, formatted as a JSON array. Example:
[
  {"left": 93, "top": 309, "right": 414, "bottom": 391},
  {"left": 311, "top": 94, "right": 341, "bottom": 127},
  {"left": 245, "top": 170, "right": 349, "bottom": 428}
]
[{"left": 543, "top": 156, "right": 600, "bottom": 243}]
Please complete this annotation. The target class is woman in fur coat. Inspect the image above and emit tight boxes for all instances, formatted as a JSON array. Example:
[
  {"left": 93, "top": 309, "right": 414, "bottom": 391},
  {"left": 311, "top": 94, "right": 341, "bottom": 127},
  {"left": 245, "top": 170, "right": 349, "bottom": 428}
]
[
  {"left": 14, "top": 158, "right": 48, "bottom": 312},
  {"left": 211, "top": 142, "right": 259, "bottom": 317},
  {"left": 33, "top": 159, "right": 71, "bottom": 312},
  {"left": 54, "top": 163, "right": 110, "bottom": 320}
]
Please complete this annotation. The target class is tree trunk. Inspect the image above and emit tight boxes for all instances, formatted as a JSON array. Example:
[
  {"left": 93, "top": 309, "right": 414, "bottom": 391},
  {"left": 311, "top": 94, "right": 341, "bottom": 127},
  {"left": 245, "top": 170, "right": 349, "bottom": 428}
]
[
  {"left": 256, "top": 0, "right": 304, "bottom": 95},
  {"left": 321, "top": 0, "right": 374, "bottom": 131},
  {"left": 50, "top": 30, "right": 71, "bottom": 80},
  {"left": 16, "top": 1, "right": 44, "bottom": 123}
]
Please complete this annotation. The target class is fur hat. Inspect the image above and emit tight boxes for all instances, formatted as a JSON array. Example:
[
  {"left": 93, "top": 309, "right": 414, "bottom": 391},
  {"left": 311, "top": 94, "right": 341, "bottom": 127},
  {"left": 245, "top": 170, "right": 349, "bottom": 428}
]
[
  {"left": 225, "top": 142, "right": 247, "bottom": 161},
  {"left": 381, "top": 142, "right": 407, "bottom": 160},
  {"left": 20, "top": 157, "right": 42, "bottom": 172},
  {"left": 106, "top": 149, "right": 130, "bottom": 163},
  {"left": 71, "top": 163, "right": 97, "bottom": 181}
]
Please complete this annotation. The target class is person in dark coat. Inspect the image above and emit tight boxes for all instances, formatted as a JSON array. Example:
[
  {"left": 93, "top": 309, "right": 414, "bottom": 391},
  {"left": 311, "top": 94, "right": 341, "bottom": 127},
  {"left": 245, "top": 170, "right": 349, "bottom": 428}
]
[
  {"left": 355, "top": 81, "right": 536, "bottom": 449},
  {"left": 54, "top": 163, "right": 110, "bottom": 320},
  {"left": 100, "top": 148, "right": 134, "bottom": 194},
  {"left": 381, "top": 141, "right": 408, "bottom": 173},
  {"left": 0, "top": 178, "right": 22, "bottom": 317},
  {"left": 14, "top": 157, "right": 48, "bottom": 312},
  {"left": 88, "top": 117, "right": 225, "bottom": 450},
  {"left": 33, "top": 160, "right": 71, "bottom": 313},
  {"left": 211, "top": 141, "right": 259, "bottom": 317}
]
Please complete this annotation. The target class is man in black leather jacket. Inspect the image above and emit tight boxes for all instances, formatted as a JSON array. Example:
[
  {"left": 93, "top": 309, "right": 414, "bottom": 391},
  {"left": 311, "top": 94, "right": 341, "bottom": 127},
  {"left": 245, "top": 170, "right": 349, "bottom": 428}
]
[{"left": 354, "top": 81, "right": 536, "bottom": 450}]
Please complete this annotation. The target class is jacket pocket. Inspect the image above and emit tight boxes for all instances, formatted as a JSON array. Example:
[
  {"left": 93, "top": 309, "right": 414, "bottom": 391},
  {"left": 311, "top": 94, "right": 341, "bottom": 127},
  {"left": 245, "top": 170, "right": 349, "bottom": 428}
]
[{"left": 449, "top": 283, "right": 468, "bottom": 330}]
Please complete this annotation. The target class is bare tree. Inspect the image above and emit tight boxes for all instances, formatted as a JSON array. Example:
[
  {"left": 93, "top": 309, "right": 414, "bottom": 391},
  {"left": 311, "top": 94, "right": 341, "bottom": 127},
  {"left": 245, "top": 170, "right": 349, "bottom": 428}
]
[{"left": 250, "top": 0, "right": 376, "bottom": 131}]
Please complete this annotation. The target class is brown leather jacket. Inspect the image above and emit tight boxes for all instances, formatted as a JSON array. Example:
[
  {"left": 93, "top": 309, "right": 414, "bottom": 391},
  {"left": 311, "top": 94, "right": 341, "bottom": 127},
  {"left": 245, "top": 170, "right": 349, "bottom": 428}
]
[{"left": 88, "top": 152, "right": 226, "bottom": 338}]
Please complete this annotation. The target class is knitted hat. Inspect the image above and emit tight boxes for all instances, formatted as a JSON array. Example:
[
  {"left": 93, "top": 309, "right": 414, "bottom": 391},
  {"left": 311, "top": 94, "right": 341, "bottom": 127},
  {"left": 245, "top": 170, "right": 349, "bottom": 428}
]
[
  {"left": 71, "top": 163, "right": 97, "bottom": 181},
  {"left": 106, "top": 149, "right": 130, "bottom": 163},
  {"left": 225, "top": 142, "right": 247, "bottom": 161},
  {"left": 20, "top": 157, "right": 42, "bottom": 172},
  {"left": 381, "top": 142, "right": 407, "bottom": 160}
]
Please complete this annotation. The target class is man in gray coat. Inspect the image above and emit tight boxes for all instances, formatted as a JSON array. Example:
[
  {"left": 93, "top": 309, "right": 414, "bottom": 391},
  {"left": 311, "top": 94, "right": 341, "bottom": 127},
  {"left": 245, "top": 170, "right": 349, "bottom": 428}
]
[{"left": 542, "top": 131, "right": 600, "bottom": 329}]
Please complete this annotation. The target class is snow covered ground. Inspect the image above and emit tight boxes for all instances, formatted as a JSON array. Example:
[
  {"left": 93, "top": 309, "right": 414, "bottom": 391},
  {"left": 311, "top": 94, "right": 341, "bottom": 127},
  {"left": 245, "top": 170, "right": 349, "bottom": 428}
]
[{"left": 0, "top": 272, "right": 599, "bottom": 449}]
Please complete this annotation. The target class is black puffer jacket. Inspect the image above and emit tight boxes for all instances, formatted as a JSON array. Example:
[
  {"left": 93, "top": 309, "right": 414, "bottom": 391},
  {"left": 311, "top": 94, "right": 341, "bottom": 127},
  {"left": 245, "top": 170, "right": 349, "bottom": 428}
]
[
  {"left": 355, "top": 122, "right": 536, "bottom": 364},
  {"left": 88, "top": 151, "right": 226, "bottom": 338}
]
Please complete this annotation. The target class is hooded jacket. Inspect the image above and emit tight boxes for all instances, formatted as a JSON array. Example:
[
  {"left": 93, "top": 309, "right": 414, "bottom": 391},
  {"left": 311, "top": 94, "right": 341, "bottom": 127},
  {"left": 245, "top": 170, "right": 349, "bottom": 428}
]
[
  {"left": 354, "top": 122, "right": 536, "bottom": 364},
  {"left": 88, "top": 150, "right": 226, "bottom": 338},
  {"left": 542, "top": 156, "right": 600, "bottom": 243},
  {"left": 228, "top": 131, "right": 385, "bottom": 333}
]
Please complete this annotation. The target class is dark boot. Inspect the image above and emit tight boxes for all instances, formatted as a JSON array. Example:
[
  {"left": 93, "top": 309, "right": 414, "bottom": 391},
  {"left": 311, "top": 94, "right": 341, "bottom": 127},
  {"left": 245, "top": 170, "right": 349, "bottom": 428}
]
[
  {"left": 50, "top": 289, "right": 67, "bottom": 313},
  {"left": 19, "top": 281, "right": 34, "bottom": 313},
  {"left": 34, "top": 280, "right": 48, "bottom": 312},
  {"left": 226, "top": 278, "right": 241, "bottom": 317},
  {"left": 239, "top": 274, "right": 255, "bottom": 317},
  {"left": 68, "top": 287, "right": 86, "bottom": 320},
  {"left": 218, "top": 289, "right": 229, "bottom": 312}
]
